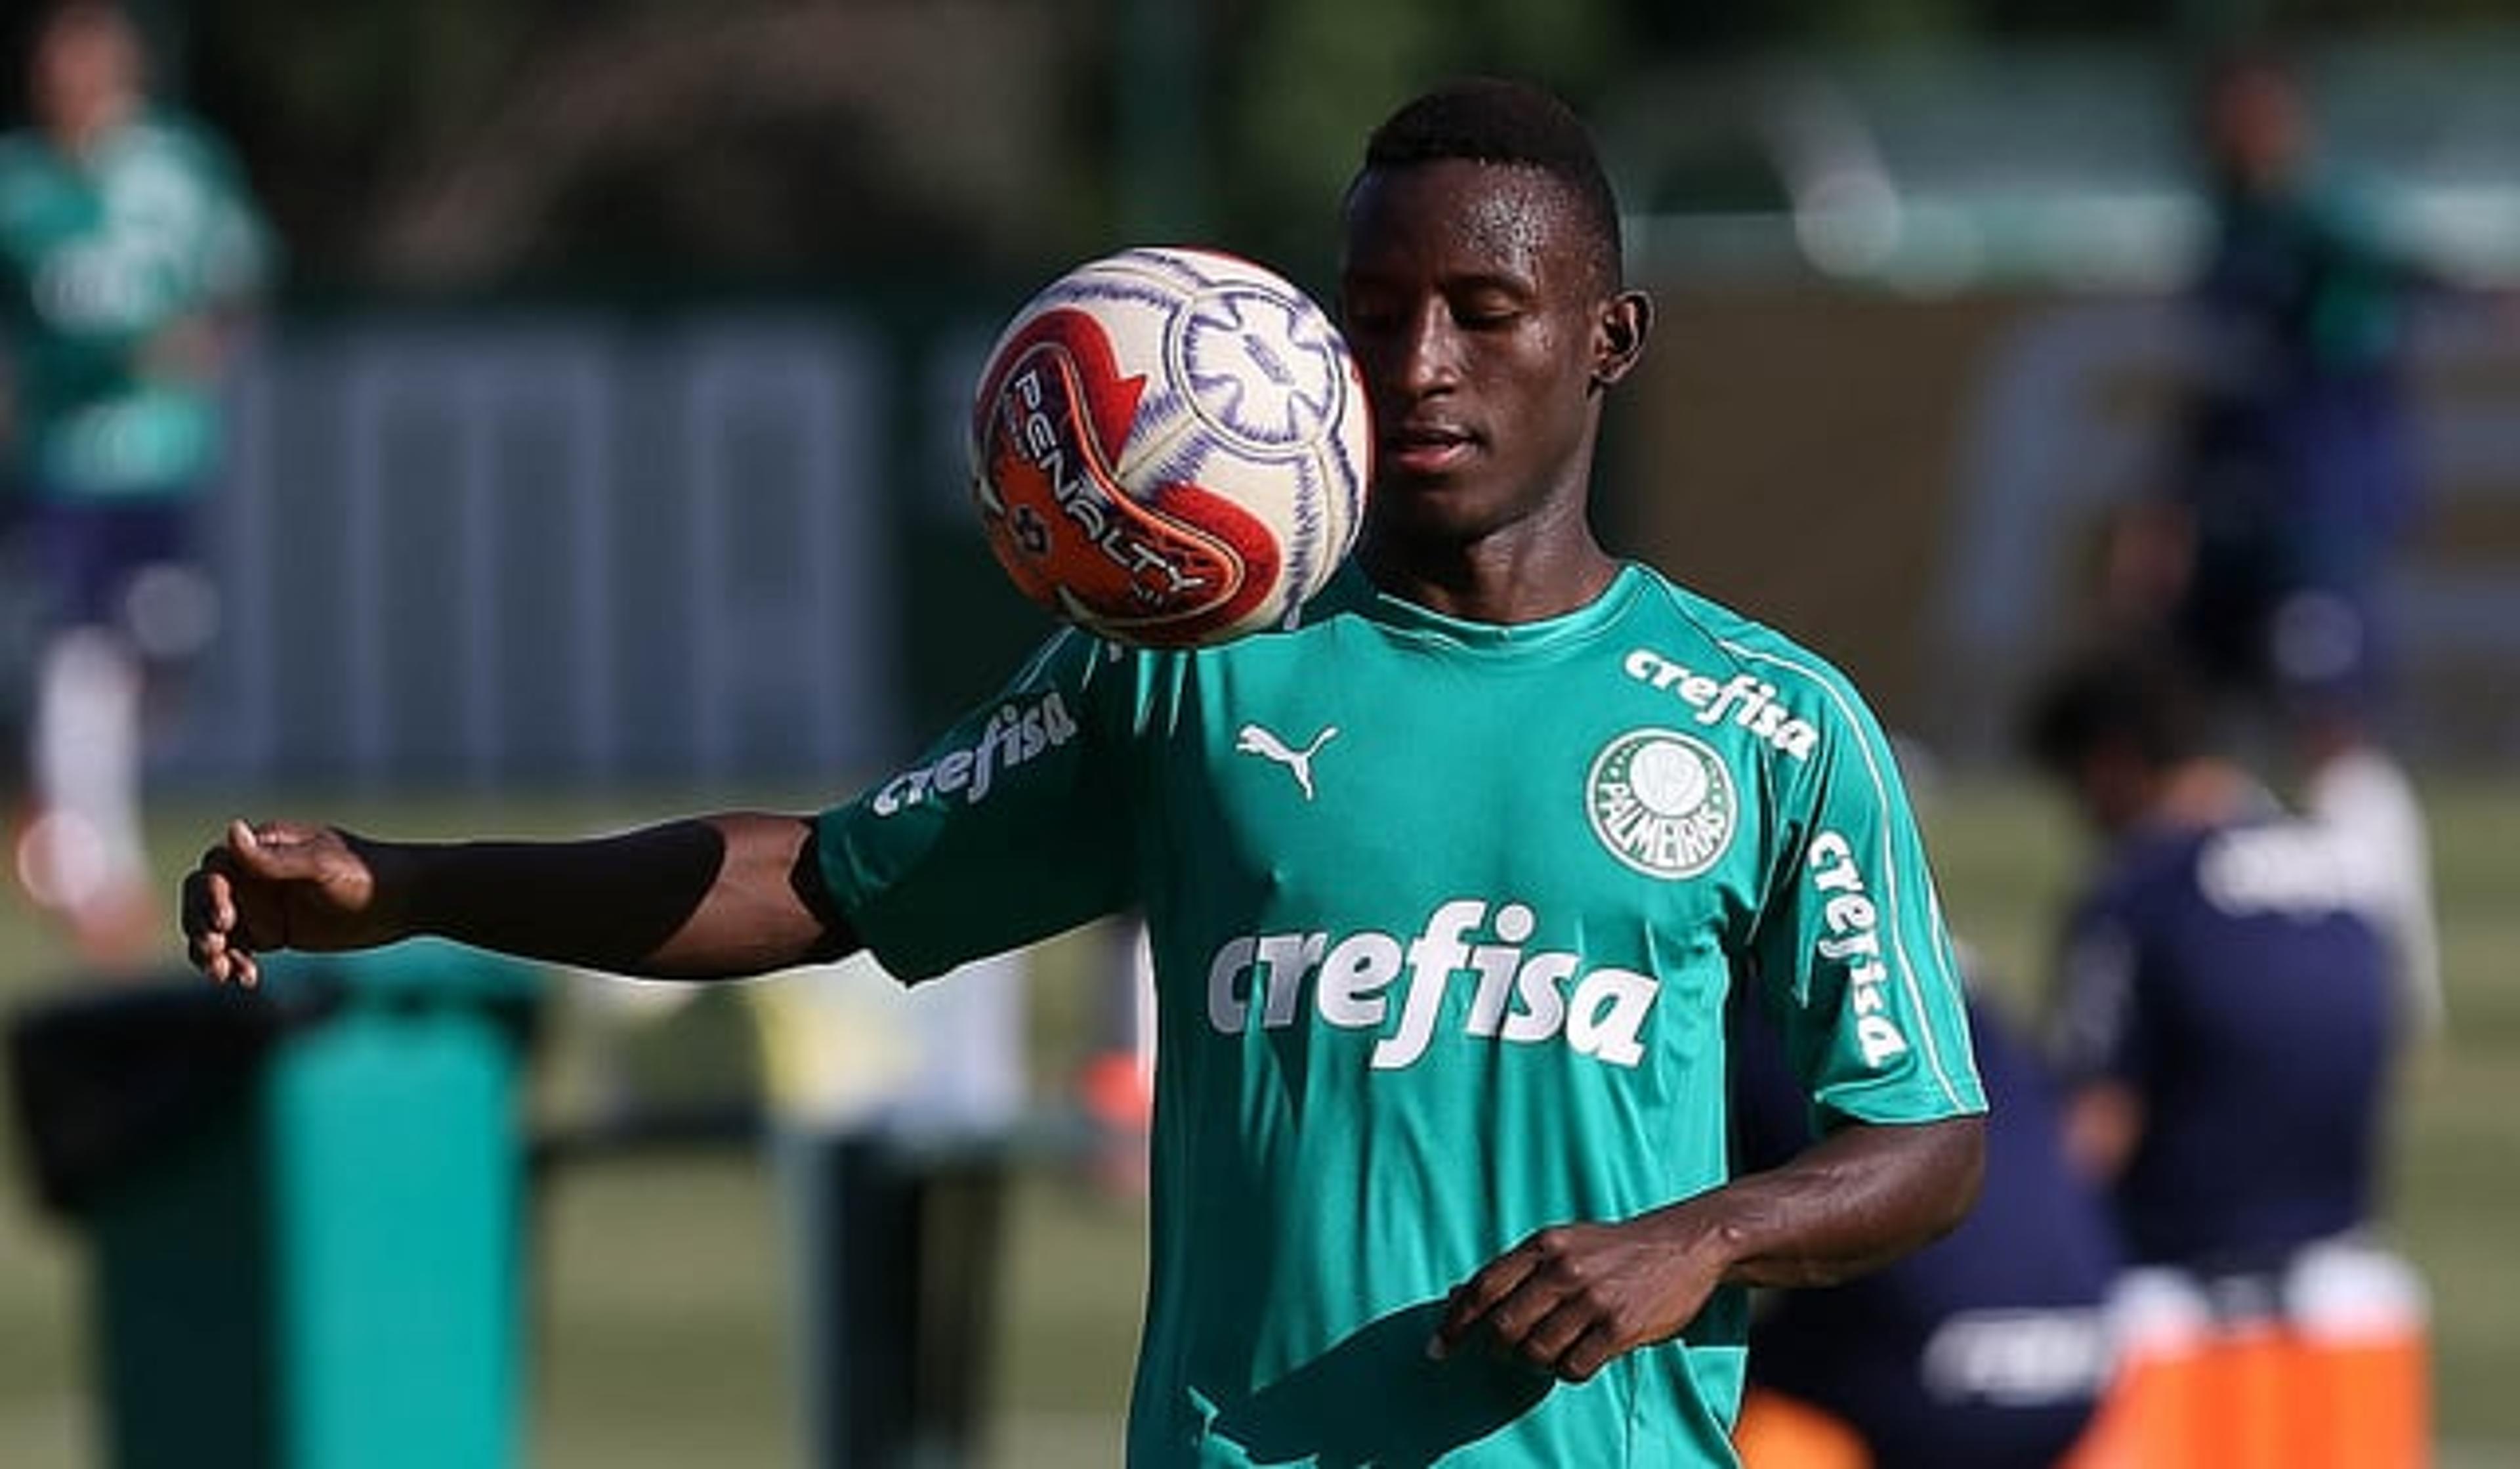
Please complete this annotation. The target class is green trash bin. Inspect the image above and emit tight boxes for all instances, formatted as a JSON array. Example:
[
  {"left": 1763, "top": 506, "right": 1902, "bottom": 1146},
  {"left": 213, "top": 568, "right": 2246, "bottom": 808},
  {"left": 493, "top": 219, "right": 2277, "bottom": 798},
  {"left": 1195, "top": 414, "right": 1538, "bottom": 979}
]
[{"left": 7, "top": 941, "right": 542, "bottom": 1469}]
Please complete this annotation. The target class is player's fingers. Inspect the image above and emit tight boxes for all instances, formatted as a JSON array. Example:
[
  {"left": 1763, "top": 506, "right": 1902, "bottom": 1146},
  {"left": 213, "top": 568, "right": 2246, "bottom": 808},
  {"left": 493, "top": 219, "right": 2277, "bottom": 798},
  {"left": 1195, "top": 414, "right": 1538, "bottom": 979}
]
[
  {"left": 1550, "top": 1319, "right": 1626, "bottom": 1384},
  {"left": 179, "top": 874, "right": 213, "bottom": 947},
  {"left": 1472, "top": 1262, "right": 1599, "bottom": 1365},
  {"left": 228, "top": 817, "right": 286, "bottom": 875},
  {"left": 188, "top": 910, "right": 246, "bottom": 982},
  {"left": 203, "top": 826, "right": 310, "bottom": 956},
  {"left": 1500, "top": 1293, "right": 1599, "bottom": 1373},
  {"left": 184, "top": 879, "right": 260, "bottom": 986},
  {"left": 1430, "top": 1247, "right": 1542, "bottom": 1359},
  {"left": 182, "top": 864, "right": 236, "bottom": 936},
  {"left": 197, "top": 839, "right": 270, "bottom": 908},
  {"left": 227, "top": 818, "right": 327, "bottom": 884},
  {"left": 197, "top": 927, "right": 264, "bottom": 989},
  {"left": 190, "top": 929, "right": 233, "bottom": 985}
]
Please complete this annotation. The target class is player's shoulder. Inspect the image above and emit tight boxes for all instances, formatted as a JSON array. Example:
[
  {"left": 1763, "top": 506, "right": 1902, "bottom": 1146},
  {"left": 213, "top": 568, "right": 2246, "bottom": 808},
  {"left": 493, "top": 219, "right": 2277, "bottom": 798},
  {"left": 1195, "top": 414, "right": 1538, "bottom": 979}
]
[
  {"left": 0, "top": 129, "right": 54, "bottom": 208},
  {"left": 1625, "top": 566, "right": 1848, "bottom": 674},
  {"left": 123, "top": 108, "right": 222, "bottom": 157},
  {"left": 97, "top": 110, "right": 247, "bottom": 189},
  {"left": 1620, "top": 564, "right": 1890, "bottom": 738}
]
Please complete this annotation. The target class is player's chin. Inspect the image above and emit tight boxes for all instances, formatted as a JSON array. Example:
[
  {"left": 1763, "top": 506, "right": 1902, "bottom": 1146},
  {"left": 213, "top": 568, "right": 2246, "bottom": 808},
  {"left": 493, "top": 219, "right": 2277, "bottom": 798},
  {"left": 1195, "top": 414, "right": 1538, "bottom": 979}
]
[{"left": 1366, "top": 472, "right": 1508, "bottom": 540}]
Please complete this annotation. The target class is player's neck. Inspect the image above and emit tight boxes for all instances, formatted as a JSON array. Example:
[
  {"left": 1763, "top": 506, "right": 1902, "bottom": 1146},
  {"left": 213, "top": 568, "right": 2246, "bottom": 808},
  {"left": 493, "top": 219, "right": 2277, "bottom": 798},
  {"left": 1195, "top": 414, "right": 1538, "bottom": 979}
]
[
  {"left": 46, "top": 96, "right": 139, "bottom": 157},
  {"left": 1360, "top": 523, "right": 1620, "bottom": 626}
]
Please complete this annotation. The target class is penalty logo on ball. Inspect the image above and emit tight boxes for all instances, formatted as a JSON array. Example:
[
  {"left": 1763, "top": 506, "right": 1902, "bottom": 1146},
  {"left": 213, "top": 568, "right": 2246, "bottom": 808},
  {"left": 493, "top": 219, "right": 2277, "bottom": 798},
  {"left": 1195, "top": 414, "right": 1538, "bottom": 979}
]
[
  {"left": 967, "top": 246, "right": 1370, "bottom": 650},
  {"left": 973, "top": 309, "right": 1278, "bottom": 640},
  {"left": 1586, "top": 729, "right": 1736, "bottom": 878}
]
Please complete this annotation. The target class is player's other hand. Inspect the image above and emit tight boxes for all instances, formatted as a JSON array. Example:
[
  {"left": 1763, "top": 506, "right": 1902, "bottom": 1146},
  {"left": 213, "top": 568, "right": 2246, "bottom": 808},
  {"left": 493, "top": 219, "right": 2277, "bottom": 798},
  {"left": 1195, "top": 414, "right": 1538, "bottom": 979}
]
[
  {"left": 1429, "top": 1217, "right": 1727, "bottom": 1384},
  {"left": 181, "top": 819, "right": 400, "bottom": 989}
]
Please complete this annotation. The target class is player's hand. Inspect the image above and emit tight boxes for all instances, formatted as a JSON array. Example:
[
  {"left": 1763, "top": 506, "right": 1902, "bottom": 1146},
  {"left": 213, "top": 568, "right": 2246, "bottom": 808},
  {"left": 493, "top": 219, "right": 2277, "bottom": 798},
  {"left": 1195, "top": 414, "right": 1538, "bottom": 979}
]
[
  {"left": 180, "top": 819, "right": 400, "bottom": 989},
  {"left": 1429, "top": 1215, "right": 1728, "bottom": 1383}
]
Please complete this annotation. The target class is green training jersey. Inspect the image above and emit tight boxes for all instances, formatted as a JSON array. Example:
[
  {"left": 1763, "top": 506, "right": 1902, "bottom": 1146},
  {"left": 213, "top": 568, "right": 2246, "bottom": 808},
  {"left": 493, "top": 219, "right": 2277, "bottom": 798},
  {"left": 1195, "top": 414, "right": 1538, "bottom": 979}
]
[
  {"left": 0, "top": 110, "right": 271, "bottom": 500},
  {"left": 817, "top": 562, "right": 1984, "bottom": 1466}
]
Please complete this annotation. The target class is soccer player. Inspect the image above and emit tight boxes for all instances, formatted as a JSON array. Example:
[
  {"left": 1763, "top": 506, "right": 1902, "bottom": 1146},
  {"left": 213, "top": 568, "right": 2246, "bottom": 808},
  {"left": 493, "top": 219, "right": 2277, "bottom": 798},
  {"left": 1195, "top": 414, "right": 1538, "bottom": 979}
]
[
  {"left": 3, "top": 0, "right": 272, "bottom": 963},
  {"left": 2021, "top": 645, "right": 2395, "bottom": 1275},
  {"left": 181, "top": 79, "right": 1985, "bottom": 1464}
]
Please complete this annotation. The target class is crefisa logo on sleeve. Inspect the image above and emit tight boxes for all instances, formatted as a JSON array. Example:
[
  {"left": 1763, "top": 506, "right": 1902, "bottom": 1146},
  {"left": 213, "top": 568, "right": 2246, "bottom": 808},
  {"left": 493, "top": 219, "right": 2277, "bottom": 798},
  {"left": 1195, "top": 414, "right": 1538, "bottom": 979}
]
[
  {"left": 870, "top": 690, "right": 1078, "bottom": 816},
  {"left": 1586, "top": 728, "right": 1737, "bottom": 878}
]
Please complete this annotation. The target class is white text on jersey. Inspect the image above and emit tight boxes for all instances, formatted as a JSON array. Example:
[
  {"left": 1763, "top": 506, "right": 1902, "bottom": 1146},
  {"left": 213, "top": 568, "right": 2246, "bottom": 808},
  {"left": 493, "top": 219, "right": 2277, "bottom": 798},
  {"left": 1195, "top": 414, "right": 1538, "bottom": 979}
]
[
  {"left": 1807, "top": 830, "right": 1913, "bottom": 1069},
  {"left": 1624, "top": 650, "right": 1818, "bottom": 761},
  {"left": 2199, "top": 825, "right": 2369, "bottom": 920},
  {"left": 870, "top": 690, "right": 1077, "bottom": 816},
  {"left": 1202, "top": 899, "right": 1658, "bottom": 1071}
]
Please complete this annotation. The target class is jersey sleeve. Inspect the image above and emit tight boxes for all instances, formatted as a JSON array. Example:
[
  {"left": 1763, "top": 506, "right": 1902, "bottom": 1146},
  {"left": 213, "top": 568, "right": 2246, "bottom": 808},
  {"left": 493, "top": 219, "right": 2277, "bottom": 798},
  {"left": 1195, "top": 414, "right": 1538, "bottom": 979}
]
[
  {"left": 814, "top": 629, "right": 1140, "bottom": 982},
  {"left": 1746, "top": 668, "right": 1985, "bottom": 1129}
]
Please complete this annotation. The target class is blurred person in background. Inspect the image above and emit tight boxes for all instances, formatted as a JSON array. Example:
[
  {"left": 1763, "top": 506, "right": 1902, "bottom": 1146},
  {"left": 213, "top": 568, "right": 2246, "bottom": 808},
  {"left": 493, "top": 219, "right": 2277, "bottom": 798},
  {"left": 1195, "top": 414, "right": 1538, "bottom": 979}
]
[
  {"left": 1729, "top": 971, "right": 2120, "bottom": 1469},
  {"left": 2101, "top": 47, "right": 2440, "bottom": 1034},
  {"left": 178, "top": 78, "right": 1988, "bottom": 1466},
  {"left": 1, "top": 0, "right": 272, "bottom": 966},
  {"left": 2023, "top": 642, "right": 2397, "bottom": 1277},
  {"left": 2021, "top": 643, "right": 2426, "bottom": 1467}
]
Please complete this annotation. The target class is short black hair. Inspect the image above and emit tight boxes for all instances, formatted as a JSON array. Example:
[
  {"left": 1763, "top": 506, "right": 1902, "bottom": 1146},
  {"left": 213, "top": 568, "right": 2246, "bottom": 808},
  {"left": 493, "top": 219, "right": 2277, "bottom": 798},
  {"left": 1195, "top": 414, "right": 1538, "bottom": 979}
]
[
  {"left": 1360, "top": 77, "right": 1625, "bottom": 290},
  {"left": 2019, "top": 641, "right": 2212, "bottom": 777}
]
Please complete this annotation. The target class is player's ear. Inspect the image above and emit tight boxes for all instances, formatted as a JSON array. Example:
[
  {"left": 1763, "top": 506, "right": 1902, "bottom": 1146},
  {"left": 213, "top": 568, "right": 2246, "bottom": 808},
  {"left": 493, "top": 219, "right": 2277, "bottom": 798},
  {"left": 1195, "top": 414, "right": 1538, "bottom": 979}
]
[{"left": 1593, "top": 289, "right": 1652, "bottom": 389}]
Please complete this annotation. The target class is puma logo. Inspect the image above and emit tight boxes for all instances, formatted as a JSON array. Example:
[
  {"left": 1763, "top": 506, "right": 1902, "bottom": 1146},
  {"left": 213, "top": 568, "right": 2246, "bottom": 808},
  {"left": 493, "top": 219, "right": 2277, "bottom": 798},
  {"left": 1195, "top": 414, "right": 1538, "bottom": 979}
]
[{"left": 1235, "top": 722, "right": 1339, "bottom": 801}]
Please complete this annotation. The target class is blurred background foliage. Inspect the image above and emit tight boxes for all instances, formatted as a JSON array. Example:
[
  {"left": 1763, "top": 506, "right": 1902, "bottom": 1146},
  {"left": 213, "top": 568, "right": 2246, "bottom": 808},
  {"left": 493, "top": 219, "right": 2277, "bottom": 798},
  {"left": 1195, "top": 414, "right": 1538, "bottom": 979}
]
[{"left": 45, "top": 0, "right": 2507, "bottom": 298}]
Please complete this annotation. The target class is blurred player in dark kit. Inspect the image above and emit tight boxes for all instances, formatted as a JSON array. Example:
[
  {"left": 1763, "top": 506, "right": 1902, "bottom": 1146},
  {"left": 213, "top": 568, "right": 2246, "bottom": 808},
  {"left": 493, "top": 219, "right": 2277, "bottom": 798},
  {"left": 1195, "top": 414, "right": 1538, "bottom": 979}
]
[
  {"left": 2021, "top": 643, "right": 2424, "bottom": 1469},
  {"left": 2025, "top": 645, "right": 2394, "bottom": 1270}
]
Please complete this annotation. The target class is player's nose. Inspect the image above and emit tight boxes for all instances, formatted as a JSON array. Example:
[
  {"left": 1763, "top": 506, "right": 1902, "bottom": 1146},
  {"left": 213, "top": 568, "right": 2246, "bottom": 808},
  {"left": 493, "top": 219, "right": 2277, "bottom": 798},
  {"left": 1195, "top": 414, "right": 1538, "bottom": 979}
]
[{"left": 1386, "top": 301, "right": 1464, "bottom": 398}]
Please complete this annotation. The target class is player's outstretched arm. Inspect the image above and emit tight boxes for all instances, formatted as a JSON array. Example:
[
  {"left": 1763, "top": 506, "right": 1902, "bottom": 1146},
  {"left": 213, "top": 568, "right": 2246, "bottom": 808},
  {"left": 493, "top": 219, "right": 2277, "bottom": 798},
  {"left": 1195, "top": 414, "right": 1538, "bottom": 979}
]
[
  {"left": 1432, "top": 1113, "right": 1984, "bottom": 1383},
  {"left": 181, "top": 813, "right": 857, "bottom": 988}
]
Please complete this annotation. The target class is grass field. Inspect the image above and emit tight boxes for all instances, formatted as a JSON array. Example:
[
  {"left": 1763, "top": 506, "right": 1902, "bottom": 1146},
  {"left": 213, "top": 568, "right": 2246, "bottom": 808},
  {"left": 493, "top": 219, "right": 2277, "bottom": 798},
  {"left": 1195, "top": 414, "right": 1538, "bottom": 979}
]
[{"left": 0, "top": 775, "right": 2512, "bottom": 1467}]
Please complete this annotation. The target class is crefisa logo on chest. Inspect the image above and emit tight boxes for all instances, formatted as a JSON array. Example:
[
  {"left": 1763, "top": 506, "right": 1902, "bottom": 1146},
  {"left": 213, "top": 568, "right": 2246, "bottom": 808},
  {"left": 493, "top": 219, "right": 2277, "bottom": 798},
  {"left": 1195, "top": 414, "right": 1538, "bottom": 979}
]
[{"left": 1586, "top": 728, "right": 1736, "bottom": 878}]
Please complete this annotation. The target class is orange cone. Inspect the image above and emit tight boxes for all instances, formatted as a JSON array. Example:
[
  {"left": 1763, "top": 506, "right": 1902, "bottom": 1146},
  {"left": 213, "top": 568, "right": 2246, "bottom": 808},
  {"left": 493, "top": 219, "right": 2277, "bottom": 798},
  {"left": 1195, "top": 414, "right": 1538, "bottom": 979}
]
[{"left": 2286, "top": 1242, "right": 2431, "bottom": 1469}]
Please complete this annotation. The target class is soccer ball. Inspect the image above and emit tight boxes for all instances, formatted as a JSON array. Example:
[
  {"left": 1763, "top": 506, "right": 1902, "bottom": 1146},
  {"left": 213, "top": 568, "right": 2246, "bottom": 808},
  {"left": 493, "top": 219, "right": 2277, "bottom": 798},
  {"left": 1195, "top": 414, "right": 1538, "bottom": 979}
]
[{"left": 969, "top": 245, "right": 1371, "bottom": 649}]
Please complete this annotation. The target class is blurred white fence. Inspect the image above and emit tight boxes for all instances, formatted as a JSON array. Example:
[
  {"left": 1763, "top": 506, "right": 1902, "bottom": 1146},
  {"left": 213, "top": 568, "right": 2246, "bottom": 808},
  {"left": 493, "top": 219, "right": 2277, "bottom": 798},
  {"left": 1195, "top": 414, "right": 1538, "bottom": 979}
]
[{"left": 173, "top": 312, "right": 912, "bottom": 790}]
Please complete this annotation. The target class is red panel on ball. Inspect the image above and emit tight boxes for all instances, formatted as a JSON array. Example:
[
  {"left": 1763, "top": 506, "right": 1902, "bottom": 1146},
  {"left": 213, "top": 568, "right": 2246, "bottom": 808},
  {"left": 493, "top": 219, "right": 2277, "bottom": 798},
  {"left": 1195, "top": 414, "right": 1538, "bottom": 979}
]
[{"left": 974, "top": 309, "right": 1281, "bottom": 646}]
